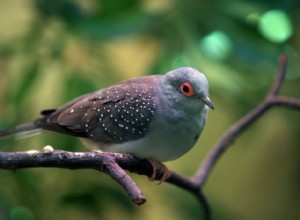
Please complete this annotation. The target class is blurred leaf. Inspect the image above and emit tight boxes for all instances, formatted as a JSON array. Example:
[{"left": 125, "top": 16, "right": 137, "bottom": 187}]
[
  {"left": 59, "top": 184, "right": 136, "bottom": 214},
  {"left": 9, "top": 206, "right": 35, "bottom": 220},
  {"left": 10, "top": 61, "right": 40, "bottom": 107}
]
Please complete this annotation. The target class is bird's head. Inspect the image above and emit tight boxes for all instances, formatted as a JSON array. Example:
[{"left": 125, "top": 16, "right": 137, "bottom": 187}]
[{"left": 160, "top": 67, "right": 214, "bottom": 113}]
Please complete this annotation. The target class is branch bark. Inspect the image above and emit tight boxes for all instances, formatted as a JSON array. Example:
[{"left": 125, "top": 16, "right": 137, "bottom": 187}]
[
  {"left": 0, "top": 150, "right": 149, "bottom": 205},
  {"left": 1, "top": 54, "right": 299, "bottom": 220}
]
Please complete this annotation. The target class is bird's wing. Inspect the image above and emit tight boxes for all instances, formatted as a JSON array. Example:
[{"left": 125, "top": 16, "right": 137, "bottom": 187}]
[{"left": 35, "top": 77, "right": 159, "bottom": 144}]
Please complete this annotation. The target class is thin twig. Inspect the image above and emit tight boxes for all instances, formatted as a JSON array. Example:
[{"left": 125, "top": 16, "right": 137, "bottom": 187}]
[
  {"left": 196, "top": 190, "right": 211, "bottom": 220},
  {"left": 193, "top": 100, "right": 271, "bottom": 186},
  {"left": 271, "top": 97, "right": 300, "bottom": 109},
  {"left": 192, "top": 54, "right": 300, "bottom": 186},
  {"left": 268, "top": 55, "right": 288, "bottom": 97},
  {"left": 102, "top": 155, "right": 146, "bottom": 205}
]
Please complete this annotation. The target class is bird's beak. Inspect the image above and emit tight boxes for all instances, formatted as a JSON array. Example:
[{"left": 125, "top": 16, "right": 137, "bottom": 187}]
[{"left": 202, "top": 96, "right": 214, "bottom": 110}]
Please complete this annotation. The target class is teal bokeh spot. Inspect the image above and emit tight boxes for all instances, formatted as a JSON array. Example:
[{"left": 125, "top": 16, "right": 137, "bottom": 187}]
[
  {"left": 200, "top": 31, "right": 233, "bottom": 60},
  {"left": 172, "top": 55, "right": 192, "bottom": 69},
  {"left": 9, "top": 206, "right": 35, "bottom": 220},
  {"left": 258, "top": 10, "right": 293, "bottom": 43}
]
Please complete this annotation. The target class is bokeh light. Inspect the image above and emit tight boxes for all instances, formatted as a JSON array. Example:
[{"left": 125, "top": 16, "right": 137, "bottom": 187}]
[
  {"left": 172, "top": 54, "right": 192, "bottom": 69},
  {"left": 200, "top": 31, "right": 233, "bottom": 60},
  {"left": 258, "top": 9, "right": 293, "bottom": 43}
]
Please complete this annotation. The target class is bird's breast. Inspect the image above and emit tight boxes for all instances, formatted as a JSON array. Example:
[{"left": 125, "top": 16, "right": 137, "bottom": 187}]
[{"left": 101, "top": 108, "right": 207, "bottom": 162}]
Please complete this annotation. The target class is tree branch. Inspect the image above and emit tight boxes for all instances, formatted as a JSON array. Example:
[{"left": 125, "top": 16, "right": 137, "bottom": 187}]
[
  {"left": 268, "top": 54, "right": 288, "bottom": 97},
  {"left": 193, "top": 54, "right": 300, "bottom": 186},
  {"left": 0, "top": 54, "right": 299, "bottom": 220},
  {"left": 0, "top": 150, "right": 148, "bottom": 205}
]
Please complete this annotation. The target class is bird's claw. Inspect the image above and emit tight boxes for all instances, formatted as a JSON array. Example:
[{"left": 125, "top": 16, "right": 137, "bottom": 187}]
[{"left": 147, "top": 159, "right": 171, "bottom": 184}]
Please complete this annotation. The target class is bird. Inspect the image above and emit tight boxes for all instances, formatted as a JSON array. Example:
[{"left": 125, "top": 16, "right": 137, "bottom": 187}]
[{"left": 0, "top": 67, "right": 214, "bottom": 183}]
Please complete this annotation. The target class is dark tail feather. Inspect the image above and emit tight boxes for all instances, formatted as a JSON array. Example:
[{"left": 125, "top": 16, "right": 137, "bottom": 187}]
[{"left": 0, "top": 122, "right": 42, "bottom": 138}]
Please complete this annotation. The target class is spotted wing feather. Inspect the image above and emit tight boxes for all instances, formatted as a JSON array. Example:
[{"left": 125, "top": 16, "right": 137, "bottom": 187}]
[{"left": 35, "top": 76, "right": 159, "bottom": 144}]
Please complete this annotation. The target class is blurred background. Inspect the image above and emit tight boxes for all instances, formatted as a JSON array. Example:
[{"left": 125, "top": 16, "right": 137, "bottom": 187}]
[{"left": 0, "top": 0, "right": 299, "bottom": 219}]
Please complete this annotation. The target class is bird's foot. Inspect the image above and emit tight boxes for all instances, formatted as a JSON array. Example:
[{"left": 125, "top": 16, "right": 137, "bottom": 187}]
[{"left": 147, "top": 159, "right": 171, "bottom": 184}]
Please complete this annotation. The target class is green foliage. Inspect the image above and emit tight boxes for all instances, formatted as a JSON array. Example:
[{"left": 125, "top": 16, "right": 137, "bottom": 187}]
[{"left": 0, "top": 0, "right": 299, "bottom": 219}]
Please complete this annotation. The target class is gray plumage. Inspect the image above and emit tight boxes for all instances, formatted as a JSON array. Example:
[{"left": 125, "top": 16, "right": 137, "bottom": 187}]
[{"left": 0, "top": 67, "right": 213, "bottom": 162}]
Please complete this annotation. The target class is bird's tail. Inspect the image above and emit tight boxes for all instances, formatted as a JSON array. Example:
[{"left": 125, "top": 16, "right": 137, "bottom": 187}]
[{"left": 0, "top": 122, "right": 42, "bottom": 139}]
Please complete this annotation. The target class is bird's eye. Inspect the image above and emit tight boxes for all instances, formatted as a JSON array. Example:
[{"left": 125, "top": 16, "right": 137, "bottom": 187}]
[{"left": 179, "top": 82, "right": 194, "bottom": 97}]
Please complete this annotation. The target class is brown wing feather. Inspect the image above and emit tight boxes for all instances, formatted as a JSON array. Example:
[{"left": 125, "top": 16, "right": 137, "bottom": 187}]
[{"left": 34, "top": 76, "right": 159, "bottom": 144}]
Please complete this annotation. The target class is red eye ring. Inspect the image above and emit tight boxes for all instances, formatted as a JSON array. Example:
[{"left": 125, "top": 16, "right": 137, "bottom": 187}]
[{"left": 179, "top": 82, "right": 194, "bottom": 97}]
